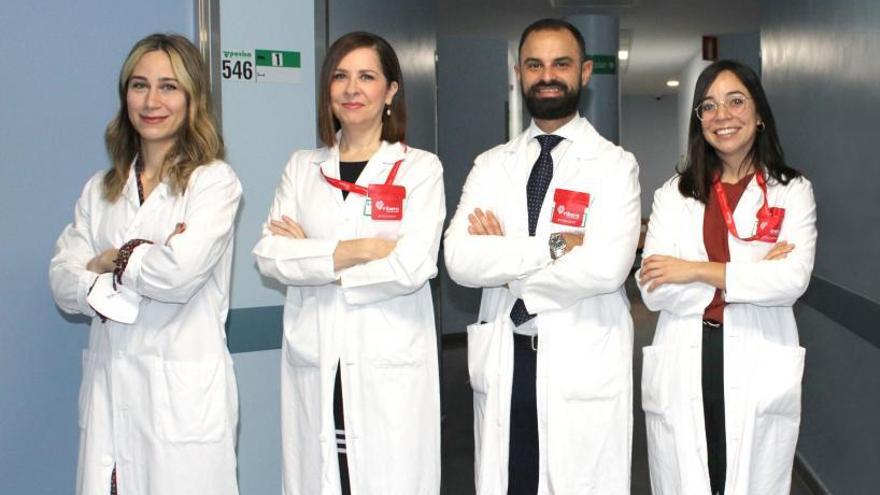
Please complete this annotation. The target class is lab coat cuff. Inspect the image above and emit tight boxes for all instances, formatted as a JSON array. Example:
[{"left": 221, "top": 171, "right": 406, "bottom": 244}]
[
  {"left": 121, "top": 243, "right": 152, "bottom": 291},
  {"left": 78, "top": 271, "right": 98, "bottom": 317},
  {"left": 723, "top": 261, "right": 748, "bottom": 303}
]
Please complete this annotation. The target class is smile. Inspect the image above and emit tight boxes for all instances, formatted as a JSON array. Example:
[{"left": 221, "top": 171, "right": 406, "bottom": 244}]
[
  {"left": 714, "top": 127, "right": 739, "bottom": 136},
  {"left": 341, "top": 102, "right": 365, "bottom": 109},
  {"left": 140, "top": 115, "right": 168, "bottom": 124}
]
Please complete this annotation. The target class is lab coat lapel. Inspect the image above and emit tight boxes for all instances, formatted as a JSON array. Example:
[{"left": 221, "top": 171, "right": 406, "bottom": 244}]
[
  {"left": 312, "top": 145, "right": 345, "bottom": 209},
  {"left": 499, "top": 133, "right": 532, "bottom": 237}
]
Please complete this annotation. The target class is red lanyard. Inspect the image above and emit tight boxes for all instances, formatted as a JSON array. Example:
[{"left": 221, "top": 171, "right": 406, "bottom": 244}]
[
  {"left": 321, "top": 145, "right": 407, "bottom": 195},
  {"left": 713, "top": 170, "right": 774, "bottom": 241}
]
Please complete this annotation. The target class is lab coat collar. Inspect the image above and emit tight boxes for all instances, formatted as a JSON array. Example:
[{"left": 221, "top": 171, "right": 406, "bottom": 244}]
[
  {"left": 122, "top": 154, "right": 171, "bottom": 207},
  {"left": 311, "top": 138, "right": 408, "bottom": 207},
  {"left": 499, "top": 114, "right": 603, "bottom": 176}
]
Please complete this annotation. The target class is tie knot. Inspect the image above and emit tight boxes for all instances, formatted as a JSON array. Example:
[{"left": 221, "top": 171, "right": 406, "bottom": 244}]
[{"left": 536, "top": 134, "right": 564, "bottom": 153}]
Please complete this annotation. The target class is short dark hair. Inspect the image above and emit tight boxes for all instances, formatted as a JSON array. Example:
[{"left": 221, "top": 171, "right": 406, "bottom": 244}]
[
  {"left": 678, "top": 59, "right": 801, "bottom": 202},
  {"left": 518, "top": 18, "right": 588, "bottom": 63},
  {"left": 317, "top": 31, "right": 406, "bottom": 147}
]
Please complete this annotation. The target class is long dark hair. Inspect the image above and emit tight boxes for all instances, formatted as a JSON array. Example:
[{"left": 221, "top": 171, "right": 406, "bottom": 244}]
[
  {"left": 678, "top": 59, "right": 800, "bottom": 202},
  {"left": 317, "top": 31, "right": 406, "bottom": 147}
]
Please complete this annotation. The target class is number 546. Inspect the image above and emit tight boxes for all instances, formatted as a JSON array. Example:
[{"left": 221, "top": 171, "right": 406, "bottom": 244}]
[{"left": 222, "top": 59, "right": 254, "bottom": 80}]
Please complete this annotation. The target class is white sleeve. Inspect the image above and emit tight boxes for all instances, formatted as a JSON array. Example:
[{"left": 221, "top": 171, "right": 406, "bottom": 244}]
[
  {"left": 49, "top": 176, "right": 100, "bottom": 317},
  {"left": 121, "top": 164, "right": 242, "bottom": 303},
  {"left": 443, "top": 152, "right": 550, "bottom": 289},
  {"left": 252, "top": 153, "right": 338, "bottom": 286},
  {"left": 636, "top": 179, "right": 716, "bottom": 316},
  {"left": 725, "top": 177, "right": 817, "bottom": 307},
  {"left": 519, "top": 153, "right": 641, "bottom": 313},
  {"left": 339, "top": 155, "right": 446, "bottom": 305}
]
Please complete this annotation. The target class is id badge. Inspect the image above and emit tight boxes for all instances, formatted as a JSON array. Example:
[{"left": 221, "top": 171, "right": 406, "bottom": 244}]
[
  {"left": 367, "top": 184, "right": 406, "bottom": 220},
  {"left": 754, "top": 207, "right": 785, "bottom": 242},
  {"left": 551, "top": 188, "right": 590, "bottom": 227}
]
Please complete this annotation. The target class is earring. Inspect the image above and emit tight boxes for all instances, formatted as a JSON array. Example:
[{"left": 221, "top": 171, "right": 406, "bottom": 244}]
[
  {"left": 757, "top": 121, "right": 765, "bottom": 131},
  {"left": 385, "top": 104, "right": 391, "bottom": 117}
]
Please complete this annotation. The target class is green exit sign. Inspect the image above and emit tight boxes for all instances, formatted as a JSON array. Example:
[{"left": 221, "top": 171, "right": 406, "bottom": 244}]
[{"left": 589, "top": 54, "right": 617, "bottom": 75}]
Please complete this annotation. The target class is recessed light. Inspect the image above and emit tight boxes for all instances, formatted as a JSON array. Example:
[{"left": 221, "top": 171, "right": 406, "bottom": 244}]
[
  {"left": 666, "top": 80, "right": 680, "bottom": 88},
  {"left": 618, "top": 50, "right": 629, "bottom": 61}
]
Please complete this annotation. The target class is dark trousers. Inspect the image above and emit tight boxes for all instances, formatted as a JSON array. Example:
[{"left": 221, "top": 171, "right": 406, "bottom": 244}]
[
  {"left": 334, "top": 365, "right": 352, "bottom": 495},
  {"left": 702, "top": 323, "right": 727, "bottom": 495},
  {"left": 508, "top": 335, "right": 539, "bottom": 495}
]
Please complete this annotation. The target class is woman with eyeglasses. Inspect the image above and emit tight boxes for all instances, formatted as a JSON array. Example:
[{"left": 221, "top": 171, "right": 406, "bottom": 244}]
[
  {"left": 253, "top": 32, "right": 443, "bottom": 494},
  {"left": 636, "top": 60, "right": 817, "bottom": 495}
]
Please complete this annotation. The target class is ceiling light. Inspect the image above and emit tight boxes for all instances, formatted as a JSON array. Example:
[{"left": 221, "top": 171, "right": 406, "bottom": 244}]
[
  {"left": 666, "top": 80, "right": 680, "bottom": 88},
  {"left": 618, "top": 50, "right": 629, "bottom": 61}
]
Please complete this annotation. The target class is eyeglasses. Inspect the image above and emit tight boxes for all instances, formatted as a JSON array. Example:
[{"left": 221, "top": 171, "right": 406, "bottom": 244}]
[{"left": 694, "top": 94, "right": 751, "bottom": 121}]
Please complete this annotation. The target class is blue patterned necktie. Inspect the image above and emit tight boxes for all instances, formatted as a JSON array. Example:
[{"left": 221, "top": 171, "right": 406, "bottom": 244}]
[{"left": 510, "top": 134, "right": 564, "bottom": 327}]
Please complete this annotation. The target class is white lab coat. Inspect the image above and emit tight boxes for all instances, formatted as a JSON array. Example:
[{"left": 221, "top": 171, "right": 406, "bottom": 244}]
[
  {"left": 636, "top": 174, "right": 817, "bottom": 495},
  {"left": 444, "top": 117, "right": 641, "bottom": 495},
  {"left": 49, "top": 161, "right": 242, "bottom": 495},
  {"left": 253, "top": 141, "right": 444, "bottom": 495}
]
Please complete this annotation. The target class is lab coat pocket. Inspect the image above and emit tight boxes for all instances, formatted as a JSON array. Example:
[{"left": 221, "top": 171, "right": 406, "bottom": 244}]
[
  {"left": 747, "top": 342, "right": 805, "bottom": 492},
  {"left": 751, "top": 342, "right": 805, "bottom": 417},
  {"left": 283, "top": 295, "right": 320, "bottom": 367},
  {"left": 153, "top": 357, "right": 230, "bottom": 444},
  {"left": 641, "top": 345, "right": 686, "bottom": 494},
  {"left": 466, "top": 321, "right": 502, "bottom": 394},
  {"left": 641, "top": 345, "right": 678, "bottom": 415},
  {"left": 77, "top": 350, "right": 97, "bottom": 429}
]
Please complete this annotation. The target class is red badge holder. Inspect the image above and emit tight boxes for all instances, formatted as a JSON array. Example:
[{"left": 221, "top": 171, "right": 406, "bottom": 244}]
[
  {"left": 551, "top": 188, "right": 590, "bottom": 227},
  {"left": 322, "top": 147, "right": 408, "bottom": 221},
  {"left": 713, "top": 171, "right": 785, "bottom": 243}
]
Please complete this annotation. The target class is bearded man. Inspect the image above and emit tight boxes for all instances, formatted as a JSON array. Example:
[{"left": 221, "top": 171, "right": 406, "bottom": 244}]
[{"left": 444, "top": 18, "right": 642, "bottom": 495}]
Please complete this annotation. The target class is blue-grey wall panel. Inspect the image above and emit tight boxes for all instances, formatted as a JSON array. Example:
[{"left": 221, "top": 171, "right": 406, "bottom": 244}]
[
  {"left": 436, "top": 36, "right": 509, "bottom": 334},
  {"left": 793, "top": 303, "right": 880, "bottom": 493},
  {"left": 0, "top": 2, "right": 193, "bottom": 492},
  {"left": 763, "top": 1, "right": 880, "bottom": 492},
  {"left": 763, "top": 1, "right": 880, "bottom": 299}
]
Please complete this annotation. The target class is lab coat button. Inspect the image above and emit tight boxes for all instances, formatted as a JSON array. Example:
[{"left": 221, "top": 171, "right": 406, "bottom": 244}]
[{"left": 102, "top": 455, "right": 113, "bottom": 467}]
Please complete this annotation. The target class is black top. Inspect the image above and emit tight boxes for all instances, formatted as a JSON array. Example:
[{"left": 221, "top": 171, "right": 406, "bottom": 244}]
[{"left": 339, "top": 161, "right": 368, "bottom": 200}]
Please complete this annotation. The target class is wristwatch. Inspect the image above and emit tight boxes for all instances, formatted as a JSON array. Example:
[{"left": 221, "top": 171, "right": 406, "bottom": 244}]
[{"left": 549, "top": 232, "right": 567, "bottom": 260}]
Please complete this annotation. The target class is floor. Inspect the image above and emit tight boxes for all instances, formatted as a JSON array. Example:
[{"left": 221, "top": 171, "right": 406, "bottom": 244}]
[{"left": 439, "top": 279, "right": 815, "bottom": 495}]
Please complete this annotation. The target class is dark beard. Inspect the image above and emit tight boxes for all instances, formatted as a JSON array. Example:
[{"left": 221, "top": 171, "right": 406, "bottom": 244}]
[{"left": 523, "top": 80, "right": 581, "bottom": 120}]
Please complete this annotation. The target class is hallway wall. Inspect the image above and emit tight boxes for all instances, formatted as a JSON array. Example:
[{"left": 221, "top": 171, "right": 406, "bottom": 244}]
[
  {"left": 0, "top": 2, "right": 194, "bottom": 493},
  {"left": 762, "top": 1, "right": 880, "bottom": 492}
]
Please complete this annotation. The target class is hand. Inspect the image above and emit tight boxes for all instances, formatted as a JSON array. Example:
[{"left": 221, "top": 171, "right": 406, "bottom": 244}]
[
  {"left": 269, "top": 215, "right": 306, "bottom": 239},
  {"left": 165, "top": 222, "right": 186, "bottom": 245},
  {"left": 560, "top": 232, "right": 584, "bottom": 253},
  {"left": 763, "top": 241, "right": 794, "bottom": 260},
  {"left": 639, "top": 254, "right": 702, "bottom": 292},
  {"left": 369, "top": 238, "right": 397, "bottom": 259},
  {"left": 467, "top": 208, "right": 504, "bottom": 236},
  {"left": 332, "top": 237, "right": 397, "bottom": 271},
  {"left": 86, "top": 248, "right": 119, "bottom": 274}
]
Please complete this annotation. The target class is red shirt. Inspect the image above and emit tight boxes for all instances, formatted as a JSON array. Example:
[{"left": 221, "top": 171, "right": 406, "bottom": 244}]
[{"left": 702, "top": 173, "right": 754, "bottom": 323}]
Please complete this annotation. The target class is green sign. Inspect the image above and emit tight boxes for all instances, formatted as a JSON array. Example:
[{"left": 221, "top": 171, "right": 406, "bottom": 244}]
[
  {"left": 589, "top": 54, "right": 617, "bottom": 75},
  {"left": 255, "top": 49, "right": 301, "bottom": 68}
]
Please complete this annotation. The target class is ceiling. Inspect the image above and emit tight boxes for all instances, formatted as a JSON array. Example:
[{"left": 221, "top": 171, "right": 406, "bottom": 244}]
[{"left": 438, "top": 0, "right": 761, "bottom": 95}]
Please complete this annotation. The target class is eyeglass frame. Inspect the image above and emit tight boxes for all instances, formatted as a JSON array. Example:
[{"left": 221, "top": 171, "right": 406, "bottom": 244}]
[{"left": 694, "top": 93, "right": 753, "bottom": 122}]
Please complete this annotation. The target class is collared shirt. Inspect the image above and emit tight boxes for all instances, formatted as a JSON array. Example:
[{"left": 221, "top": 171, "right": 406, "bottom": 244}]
[{"left": 513, "top": 114, "right": 582, "bottom": 337}]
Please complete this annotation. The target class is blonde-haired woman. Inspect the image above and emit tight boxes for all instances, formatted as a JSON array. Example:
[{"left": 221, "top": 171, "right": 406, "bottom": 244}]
[{"left": 50, "top": 33, "right": 241, "bottom": 495}]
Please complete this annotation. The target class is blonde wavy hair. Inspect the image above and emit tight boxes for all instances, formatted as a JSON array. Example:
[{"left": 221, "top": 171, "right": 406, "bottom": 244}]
[{"left": 103, "top": 33, "right": 224, "bottom": 201}]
